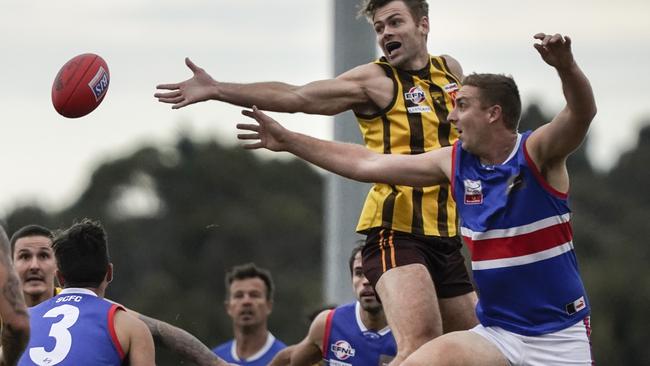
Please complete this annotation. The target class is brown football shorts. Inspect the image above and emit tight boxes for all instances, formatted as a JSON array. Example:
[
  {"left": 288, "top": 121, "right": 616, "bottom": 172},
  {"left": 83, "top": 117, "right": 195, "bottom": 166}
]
[{"left": 362, "top": 228, "right": 474, "bottom": 299}]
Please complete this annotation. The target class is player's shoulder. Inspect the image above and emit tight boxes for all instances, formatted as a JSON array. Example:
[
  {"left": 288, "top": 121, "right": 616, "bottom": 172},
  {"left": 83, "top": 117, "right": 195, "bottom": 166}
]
[
  {"left": 212, "top": 340, "right": 233, "bottom": 354},
  {"left": 338, "top": 60, "right": 390, "bottom": 82},
  {"left": 438, "top": 54, "right": 463, "bottom": 80}
]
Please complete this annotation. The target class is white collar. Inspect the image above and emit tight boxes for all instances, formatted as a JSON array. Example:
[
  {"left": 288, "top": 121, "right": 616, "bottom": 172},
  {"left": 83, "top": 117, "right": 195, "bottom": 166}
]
[
  {"left": 230, "top": 332, "right": 276, "bottom": 362},
  {"left": 355, "top": 301, "right": 391, "bottom": 336},
  {"left": 59, "top": 288, "right": 98, "bottom": 297}
]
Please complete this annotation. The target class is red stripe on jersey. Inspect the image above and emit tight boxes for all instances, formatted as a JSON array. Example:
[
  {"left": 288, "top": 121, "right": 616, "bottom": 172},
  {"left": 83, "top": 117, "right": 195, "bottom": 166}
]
[
  {"left": 322, "top": 308, "right": 336, "bottom": 359},
  {"left": 464, "top": 221, "right": 573, "bottom": 260},
  {"left": 108, "top": 304, "right": 126, "bottom": 360}
]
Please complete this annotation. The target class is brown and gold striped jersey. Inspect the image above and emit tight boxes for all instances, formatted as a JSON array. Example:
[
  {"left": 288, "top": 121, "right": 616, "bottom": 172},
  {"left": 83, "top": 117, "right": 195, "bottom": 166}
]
[{"left": 355, "top": 55, "right": 460, "bottom": 237}]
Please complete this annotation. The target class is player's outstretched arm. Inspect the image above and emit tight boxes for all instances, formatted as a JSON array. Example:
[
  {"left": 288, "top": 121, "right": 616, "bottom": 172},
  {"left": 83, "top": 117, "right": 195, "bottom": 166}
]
[
  {"left": 269, "top": 310, "right": 328, "bottom": 366},
  {"left": 527, "top": 33, "right": 597, "bottom": 164},
  {"left": 114, "top": 310, "right": 156, "bottom": 366},
  {"left": 135, "top": 312, "right": 231, "bottom": 366},
  {"left": 0, "top": 227, "right": 29, "bottom": 366},
  {"left": 237, "top": 107, "right": 451, "bottom": 187},
  {"left": 155, "top": 58, "right": 381, "bottom": 115}
]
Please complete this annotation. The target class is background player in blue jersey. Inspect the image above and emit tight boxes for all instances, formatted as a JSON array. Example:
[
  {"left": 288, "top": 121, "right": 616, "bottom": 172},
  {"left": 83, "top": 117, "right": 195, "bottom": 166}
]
[
  {"left": 0, "top": 225, "right": 30, "bottom": 366},
  {"left": 270, "top": 244, "right": 396, "bottom": 366},
  {"left": 9, "top": 224, "right": 232, "bottom": 366},
  {"left": 213, "top": 263, "right": 286, "bottom": 365},
  {"left": 18, "top": 219, "right": 156, "bottom": 366},
  {"left": 235, "top": 32, "right": 597, "bottom": 365}
]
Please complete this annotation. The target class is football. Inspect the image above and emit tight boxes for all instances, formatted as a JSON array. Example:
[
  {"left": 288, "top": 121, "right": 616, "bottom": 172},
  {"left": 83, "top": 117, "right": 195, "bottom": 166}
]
[{"left": 51, "top": 53, "right": 110, "bottom": 118}]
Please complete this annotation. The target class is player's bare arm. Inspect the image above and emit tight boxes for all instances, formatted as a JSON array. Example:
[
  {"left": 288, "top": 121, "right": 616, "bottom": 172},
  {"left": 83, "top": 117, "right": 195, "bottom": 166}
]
[
  {"left": 0, "top": 228, "right": 29, "bottom": 366},
  {"left": 527, "top": 33, "right": 597, "bottom": 190},
  {"left": 135, "top": 312, "right": 230, "bottom": 366},
  {"left": 269, "top": 310, "right": 329, "bottom": 366},
  {"left": 114, "top": 309, "right": 155, "bottom": 366},
  {"left": 155, "top": 59, "right": 392, "bottom": 115},
  {"left": 237, "top": 107, "right": 451, "bottom": 187}
]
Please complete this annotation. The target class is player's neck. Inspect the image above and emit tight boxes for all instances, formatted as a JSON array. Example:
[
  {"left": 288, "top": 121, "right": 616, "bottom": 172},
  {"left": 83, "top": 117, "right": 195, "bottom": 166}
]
[
  {"left": 234, "top": 327, "right": 269, "bottom": 359},
  {"left": 361, "top": 309, "right": 388, "bottom": 331},
  {"left": 401, "top": 47, "right": 430, "bottom": 71},
  {"left": 25, "top": 291, "right": 51, "bottom": 307}
]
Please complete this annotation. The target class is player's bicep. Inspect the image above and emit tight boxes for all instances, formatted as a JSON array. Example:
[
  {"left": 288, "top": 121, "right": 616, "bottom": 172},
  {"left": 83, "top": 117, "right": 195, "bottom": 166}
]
[{"left": 528, "top": 107, "right": 589, "bottom": 164}]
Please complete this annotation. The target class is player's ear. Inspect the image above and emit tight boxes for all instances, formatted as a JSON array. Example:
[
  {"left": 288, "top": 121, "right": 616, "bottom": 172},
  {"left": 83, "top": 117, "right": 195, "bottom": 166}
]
[
  {"left": 105, "top": 263, "right": 114, "bottom": 284},
  {"left": 419, "top": 16, "right": 430, "bottom": 35},
  {"left": 56, "top": 270, "right": 65, "bottom": 287},
  {"left": 488, "top": 105, "right": 503, "bottom": 124}
]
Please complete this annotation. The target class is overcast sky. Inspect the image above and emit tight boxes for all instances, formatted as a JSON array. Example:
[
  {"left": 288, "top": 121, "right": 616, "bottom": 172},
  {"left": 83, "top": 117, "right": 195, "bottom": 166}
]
[{"left": 1, "top": 0, "right": 649, "bottom": 216}]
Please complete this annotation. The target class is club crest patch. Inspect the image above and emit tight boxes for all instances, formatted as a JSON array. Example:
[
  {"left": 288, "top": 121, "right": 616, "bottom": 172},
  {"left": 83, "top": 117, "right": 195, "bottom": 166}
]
[{"left": 463, "top": 179, "right": 483, "bottom": 205}]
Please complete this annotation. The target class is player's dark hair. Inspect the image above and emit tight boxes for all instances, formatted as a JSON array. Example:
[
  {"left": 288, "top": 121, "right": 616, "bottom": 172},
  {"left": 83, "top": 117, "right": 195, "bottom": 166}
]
[
  {"left": 463, "top": 73, "right": 522, "bottom": 131},
  {"left": 10, "top": 224, "right": 53, "bottom": 255},
  {"left": 360, "top": 0, "right": 429, "bottom": 22},
  {"left": 348, "top": 240, "right": 366, "bottom": 276},
  {"left": 225, "top": 263, "right": 275, "bottom": 301},
  {"left": 53, "top": 219, "right": 110, "bottom": 288}
]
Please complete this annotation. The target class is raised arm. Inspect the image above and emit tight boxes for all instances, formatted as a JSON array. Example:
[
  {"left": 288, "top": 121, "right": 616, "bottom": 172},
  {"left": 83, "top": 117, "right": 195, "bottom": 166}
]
[
  {"left": 527, "top": 33, "right": 597, "bottom": 166},
  {"left": 237, "top": 107, "right": 451, "bottom": 187},
  {"left": 0, "top": 227, "right": 29, "bottom": 366},
  {"left": 155, "top": 58, "right": 390, "bottom": 115},
  {"left": 135, "top": 312, "right": 230, "bottom": 366}
]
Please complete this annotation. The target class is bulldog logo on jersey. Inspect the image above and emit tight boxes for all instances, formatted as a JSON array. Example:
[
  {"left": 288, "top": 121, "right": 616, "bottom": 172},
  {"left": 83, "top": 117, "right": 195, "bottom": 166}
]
[
  {"left": 404, "top": 86, "right": 431, "bottom": 113},
  {"left": 331, "top": 340, "right": 356, "bottom": 360},
  {"left": 463, "top": 179, "right": 483, "bottom": 205}
]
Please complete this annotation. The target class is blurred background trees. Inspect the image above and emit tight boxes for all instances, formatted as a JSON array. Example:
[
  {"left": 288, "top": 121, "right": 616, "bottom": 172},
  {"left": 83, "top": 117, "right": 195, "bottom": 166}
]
[{"left": 3, "top": 105, "right": 649, "bottom": 365}]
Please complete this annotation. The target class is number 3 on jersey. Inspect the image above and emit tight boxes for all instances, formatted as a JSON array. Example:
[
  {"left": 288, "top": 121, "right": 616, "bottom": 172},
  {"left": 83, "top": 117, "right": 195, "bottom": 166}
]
[{"left": 29, "top": 304, "right": 80, "bottom": 365}]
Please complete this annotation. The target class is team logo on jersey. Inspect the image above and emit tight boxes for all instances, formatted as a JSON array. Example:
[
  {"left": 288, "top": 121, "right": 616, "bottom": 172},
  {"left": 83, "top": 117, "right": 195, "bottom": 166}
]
[
  {"left": 405, "top": 86, "right": 431, "bottom": 113},
  {"left": 444, "top": 82, "right": 459, "bottom": 102},
  {"left": 331, "top": 340, "right": 356, "bottom": 360},
  {"left": 565, "top": 296, "right": 586, "bottom": 315},
  {"left": 88, "top": 66, "right": 109, "bottom": 101},
  {"left": 463, "top": 179, "right": 483, "bottom": 204}
]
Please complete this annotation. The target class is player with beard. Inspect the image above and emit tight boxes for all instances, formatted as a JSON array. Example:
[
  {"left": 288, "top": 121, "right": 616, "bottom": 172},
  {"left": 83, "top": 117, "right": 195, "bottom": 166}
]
[
  {"left": 213, "top": 263, "right": 286, "bottom": 365},
  {"left": 156, "top": 1, "right": 478, "bottom": 364},
  {"left": 269, "top": 244, "right": 396, "bottom": 366}
]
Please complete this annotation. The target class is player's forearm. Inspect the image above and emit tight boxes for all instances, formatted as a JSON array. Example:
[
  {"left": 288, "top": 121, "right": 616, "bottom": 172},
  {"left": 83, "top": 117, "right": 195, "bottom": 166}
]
[
  {"left": 138, "top": 315, "right": 229, "bottom": 366},
  {"left": 283, "top": 132, "right": 379, "bottom": 183},
  {"left": 215, "top": 81, "right": 307, "bottom": 113},
  {"left": 556, "top": 61, "right": 597, "bottom": 124}
]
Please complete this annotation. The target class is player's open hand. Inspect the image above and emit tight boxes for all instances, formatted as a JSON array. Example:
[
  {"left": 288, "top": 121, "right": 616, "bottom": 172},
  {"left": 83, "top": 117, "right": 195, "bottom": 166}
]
[
  {"left": 533, "top": 33, "right": 575, "bottom": 70},
  {"left": 238, "top": 106, "right": 289, "bottom": 152},
  {"left": 155, "top": 58, "right": 217, "bottom": 109}
]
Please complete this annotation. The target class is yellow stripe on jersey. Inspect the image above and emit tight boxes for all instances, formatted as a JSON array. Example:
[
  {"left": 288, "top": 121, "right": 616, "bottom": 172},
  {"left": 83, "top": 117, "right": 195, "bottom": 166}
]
[{"left": 355, "top": 55, "right": 460, "bottom": 237}]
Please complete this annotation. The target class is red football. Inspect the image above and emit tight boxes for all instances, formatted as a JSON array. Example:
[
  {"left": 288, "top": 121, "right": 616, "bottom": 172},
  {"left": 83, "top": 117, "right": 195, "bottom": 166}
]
[{"left": 51, "top": 53, "right": 110, "bottom": 118}]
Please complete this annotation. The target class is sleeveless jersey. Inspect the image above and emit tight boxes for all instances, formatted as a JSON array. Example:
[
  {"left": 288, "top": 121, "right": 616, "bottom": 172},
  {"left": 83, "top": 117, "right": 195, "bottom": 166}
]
[
  {"left": 19, "top": 288, "right": 124, "bottom": 366},
  {"left": 451, "top": 132, "right": 590, "bottom": 335},
  {"left": 322, "top": 302, "right": 396, "bottom": 366},
  {"left": 212, "top": 332, "right": 285, "bottom": 366},
  {"left": 355, "top": 55, "right": 460, "bottom": 237}
]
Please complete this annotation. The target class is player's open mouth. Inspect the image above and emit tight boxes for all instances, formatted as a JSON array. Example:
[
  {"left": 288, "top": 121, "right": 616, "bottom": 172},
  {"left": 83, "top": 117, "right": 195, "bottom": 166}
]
[{"left": 385, "top": 41, "right": 402, "bottom": 55}]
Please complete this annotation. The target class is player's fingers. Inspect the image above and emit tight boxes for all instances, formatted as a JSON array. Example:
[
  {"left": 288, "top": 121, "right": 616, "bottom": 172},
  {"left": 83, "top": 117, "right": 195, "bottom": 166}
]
[
  {"left": 533, "top": 33, "right": 546, "bottom": 40},
  {"left": 533, "top": 43, "right": 544, "bottom": 54},
  {"left": 172, "top": 100, "right": 189, "bottom": 109},
  {"left": 236, "top": 123, "right": 260, "bottom": 132},
  {"left": 241, "top": 109, "right": 255, "bottom": 119},
  {"left": 155, "top": 84, "right": 180, "bottom": 91},
  {"left": 237, "top": 133, "right": 260, "bottom": 140},
  {"left": 564, "top": 35, "right": 572, "bottom": 47},
  {"left": 185, "top": 57, "right": 201, "bottom": 73},
  {"left": 154, "top": 90, "right": 181, "bottom": 99}
]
